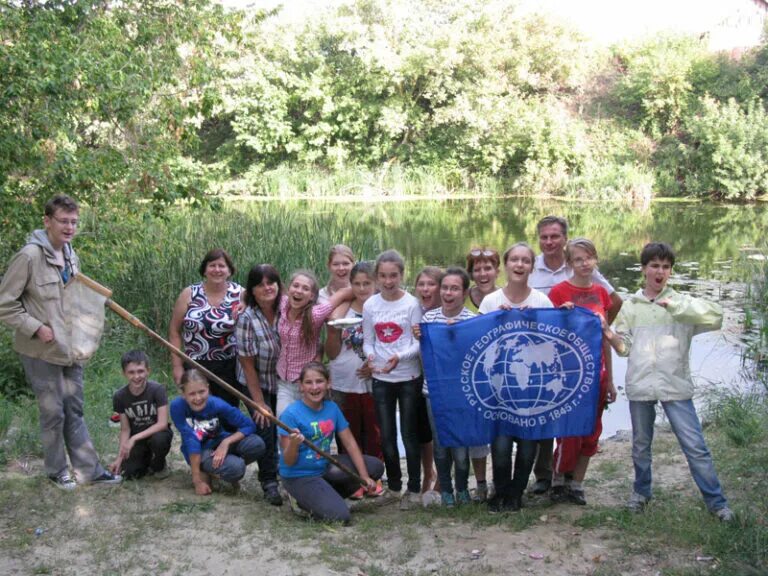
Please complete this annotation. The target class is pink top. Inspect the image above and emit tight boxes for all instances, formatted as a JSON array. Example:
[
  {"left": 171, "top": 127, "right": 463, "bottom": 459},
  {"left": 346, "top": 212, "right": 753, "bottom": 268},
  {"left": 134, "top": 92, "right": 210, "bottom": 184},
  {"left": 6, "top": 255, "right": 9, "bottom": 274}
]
[{"left": 276, "top": 295, "right": 334, "bottom": 382}]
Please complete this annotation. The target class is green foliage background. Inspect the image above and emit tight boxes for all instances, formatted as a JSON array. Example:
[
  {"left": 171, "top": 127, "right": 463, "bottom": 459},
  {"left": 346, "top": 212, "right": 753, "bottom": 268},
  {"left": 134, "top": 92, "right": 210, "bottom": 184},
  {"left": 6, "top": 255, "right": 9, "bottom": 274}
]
[
  {"left": 2, "top": 1, "right": 768, "bottom": 257},
  {"left": 2, "top": 0, "right": 768, "bottom": 272}
]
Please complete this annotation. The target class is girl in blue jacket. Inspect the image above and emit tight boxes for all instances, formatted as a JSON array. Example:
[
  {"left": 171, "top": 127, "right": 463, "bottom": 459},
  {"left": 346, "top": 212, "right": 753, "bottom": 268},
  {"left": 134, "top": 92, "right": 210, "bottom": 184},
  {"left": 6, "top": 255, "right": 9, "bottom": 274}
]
[{"left": 171, "top": 369, "right": 265, "bottom": 495}]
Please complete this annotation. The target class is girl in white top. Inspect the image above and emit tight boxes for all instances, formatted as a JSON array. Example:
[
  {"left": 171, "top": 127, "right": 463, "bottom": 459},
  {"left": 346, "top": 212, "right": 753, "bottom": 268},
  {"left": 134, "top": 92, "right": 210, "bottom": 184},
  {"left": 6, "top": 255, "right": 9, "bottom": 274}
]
[
  {"left": 478, "top": 242, "right": 553, "bottom": 513},
  {"left": 479, "top": 244, "right": 552, "bottom": 313},
  {"left": 362, "top": 250, "right": 423, "bottom": 509},
  {"left": 326, "top": 262, "right": 383, "bottom": 465}
]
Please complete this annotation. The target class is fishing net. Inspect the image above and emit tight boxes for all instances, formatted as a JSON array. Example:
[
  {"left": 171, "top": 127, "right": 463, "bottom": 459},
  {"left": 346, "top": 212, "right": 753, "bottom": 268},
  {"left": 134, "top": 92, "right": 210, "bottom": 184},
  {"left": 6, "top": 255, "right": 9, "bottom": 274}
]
[{"left": 64, "top": 275, "right": 108, "bottom": 361}]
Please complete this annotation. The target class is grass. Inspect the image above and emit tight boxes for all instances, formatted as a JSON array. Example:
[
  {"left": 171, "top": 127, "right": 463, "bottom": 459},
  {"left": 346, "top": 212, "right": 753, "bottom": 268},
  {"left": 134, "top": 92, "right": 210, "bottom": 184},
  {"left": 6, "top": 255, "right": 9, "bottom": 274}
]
[
  {"left": 100, "top": 202, "right": 381, "bottom": 345},
  {"left": 161, "top": 500, "right": 216, "bottom": 514},
  {"left": 706, "top": 392, "right": 764, "bottom": 447},
  {"left": 223, "top": 164, "right": 514, "bottom": 199},
  {"left": 0, "top": 207, "right": 766, "bottom": 575},
  {"left": 573, "top": 390, "right": 768, "bottom": 576}
]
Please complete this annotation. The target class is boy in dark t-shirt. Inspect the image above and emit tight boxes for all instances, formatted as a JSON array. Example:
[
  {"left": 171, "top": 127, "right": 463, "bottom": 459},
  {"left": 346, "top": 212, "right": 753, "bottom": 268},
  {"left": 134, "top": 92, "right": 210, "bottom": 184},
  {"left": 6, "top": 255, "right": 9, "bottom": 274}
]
[{"left": 109, "top": 350, "right": 173, "bottom": 479}]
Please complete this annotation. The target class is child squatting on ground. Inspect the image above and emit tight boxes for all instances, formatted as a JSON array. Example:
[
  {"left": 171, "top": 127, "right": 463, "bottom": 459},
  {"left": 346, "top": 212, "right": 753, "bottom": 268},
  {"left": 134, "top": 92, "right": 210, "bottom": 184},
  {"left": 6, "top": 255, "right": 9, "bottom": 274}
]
[
  {"left": 171, "top": 369, "right": 266, "bottom": 495},
  {"left": 279, "top": 361, "right": 384, "bottom": 523},
  {"left": 109, "top": 350, "right": 173, "bottom": 479},
  {"left": 603, "top": 242, "right": 734, "bottom": 522}
]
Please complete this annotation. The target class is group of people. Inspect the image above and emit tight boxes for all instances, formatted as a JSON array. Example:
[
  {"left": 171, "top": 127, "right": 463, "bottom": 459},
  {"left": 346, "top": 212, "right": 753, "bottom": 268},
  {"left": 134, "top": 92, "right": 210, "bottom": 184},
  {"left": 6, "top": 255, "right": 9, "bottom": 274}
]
[{"left": 0, "top": 195, "right": 734, "bottom": 525}]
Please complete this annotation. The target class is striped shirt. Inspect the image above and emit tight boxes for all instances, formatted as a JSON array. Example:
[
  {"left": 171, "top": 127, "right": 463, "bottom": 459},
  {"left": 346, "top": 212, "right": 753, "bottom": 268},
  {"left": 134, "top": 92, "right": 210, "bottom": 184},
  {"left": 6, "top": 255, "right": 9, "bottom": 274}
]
[
  {"left": 421, "top": 306, "right": 476, "bottom": 396},
  {"left": 235, "top": 305, "right": 280, "bottom": 394}
]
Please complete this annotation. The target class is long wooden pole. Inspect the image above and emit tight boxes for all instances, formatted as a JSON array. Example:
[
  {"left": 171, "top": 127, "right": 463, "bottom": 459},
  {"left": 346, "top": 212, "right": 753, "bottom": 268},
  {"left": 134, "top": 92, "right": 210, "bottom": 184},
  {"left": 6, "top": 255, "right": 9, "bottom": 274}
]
[{"left": 75, "top": 273, "right": 366, "bottom": 486}]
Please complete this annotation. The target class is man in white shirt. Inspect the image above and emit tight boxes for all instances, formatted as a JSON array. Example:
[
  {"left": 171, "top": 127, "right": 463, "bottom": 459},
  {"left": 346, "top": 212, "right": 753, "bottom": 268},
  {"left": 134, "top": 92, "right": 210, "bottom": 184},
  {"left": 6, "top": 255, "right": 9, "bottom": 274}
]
[{"left": 527, "top": 215, "right": 622, "bottom": 495}]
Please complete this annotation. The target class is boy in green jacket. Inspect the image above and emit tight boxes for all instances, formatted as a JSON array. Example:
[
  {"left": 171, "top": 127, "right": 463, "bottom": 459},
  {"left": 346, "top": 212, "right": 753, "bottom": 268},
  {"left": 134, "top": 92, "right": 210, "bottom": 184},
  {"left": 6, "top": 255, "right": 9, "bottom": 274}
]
[{"left": 603, "top": 242, "right": 733, "bottom": 522}]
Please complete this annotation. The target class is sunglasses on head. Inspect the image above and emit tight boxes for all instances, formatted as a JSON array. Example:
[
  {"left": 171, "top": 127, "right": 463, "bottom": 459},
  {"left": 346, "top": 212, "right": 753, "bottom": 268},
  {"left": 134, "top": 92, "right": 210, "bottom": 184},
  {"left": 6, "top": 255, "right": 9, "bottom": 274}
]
[{"left": 470, "top": 249, "right": 497, "bottom": 257}]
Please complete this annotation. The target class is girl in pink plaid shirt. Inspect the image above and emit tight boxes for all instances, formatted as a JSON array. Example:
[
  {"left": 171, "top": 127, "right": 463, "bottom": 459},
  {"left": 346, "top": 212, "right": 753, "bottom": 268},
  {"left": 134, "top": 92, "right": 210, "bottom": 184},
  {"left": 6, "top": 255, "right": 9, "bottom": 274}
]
[{"left": 275, "top": 270, "right": 352, "bottom": 416}]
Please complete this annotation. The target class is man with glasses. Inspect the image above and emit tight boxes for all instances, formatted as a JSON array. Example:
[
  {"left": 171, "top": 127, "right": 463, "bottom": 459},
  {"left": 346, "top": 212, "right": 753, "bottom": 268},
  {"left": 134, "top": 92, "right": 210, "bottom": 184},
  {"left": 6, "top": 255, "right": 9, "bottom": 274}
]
[
  {"left": 0, "top": 195, "right": 121, "bottom": 489},
  {"left": 527, "top": 215, "right": 622, "bottom": 495}
]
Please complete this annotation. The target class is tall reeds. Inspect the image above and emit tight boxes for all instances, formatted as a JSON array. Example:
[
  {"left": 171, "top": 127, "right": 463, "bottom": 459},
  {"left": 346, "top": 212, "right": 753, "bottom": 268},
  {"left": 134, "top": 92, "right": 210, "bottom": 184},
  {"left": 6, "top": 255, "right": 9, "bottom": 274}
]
[{"left": 110, "top": 203, "right": 378, "bottom": 336}]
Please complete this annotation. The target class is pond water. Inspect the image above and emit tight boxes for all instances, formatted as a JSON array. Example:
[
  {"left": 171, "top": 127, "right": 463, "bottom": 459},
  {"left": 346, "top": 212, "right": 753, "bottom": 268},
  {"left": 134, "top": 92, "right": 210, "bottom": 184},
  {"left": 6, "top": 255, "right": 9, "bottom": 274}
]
[{"left": 249, "top": 196, "right": 766, "bottom": 438}]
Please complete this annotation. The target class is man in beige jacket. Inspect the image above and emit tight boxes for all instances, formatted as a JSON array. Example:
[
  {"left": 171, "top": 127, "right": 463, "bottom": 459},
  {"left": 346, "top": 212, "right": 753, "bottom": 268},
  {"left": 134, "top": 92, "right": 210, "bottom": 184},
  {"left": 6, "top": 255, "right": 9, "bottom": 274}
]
[{"left": 0, "top": 195, "right": 121, "bottom": 489}]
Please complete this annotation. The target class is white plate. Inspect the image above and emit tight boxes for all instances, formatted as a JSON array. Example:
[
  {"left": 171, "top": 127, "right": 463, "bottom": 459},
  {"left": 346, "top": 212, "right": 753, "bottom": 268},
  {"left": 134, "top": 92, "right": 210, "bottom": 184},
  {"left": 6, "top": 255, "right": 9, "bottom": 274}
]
[{"left": 327, "top": 318, "right": 363, "bottom": 327}]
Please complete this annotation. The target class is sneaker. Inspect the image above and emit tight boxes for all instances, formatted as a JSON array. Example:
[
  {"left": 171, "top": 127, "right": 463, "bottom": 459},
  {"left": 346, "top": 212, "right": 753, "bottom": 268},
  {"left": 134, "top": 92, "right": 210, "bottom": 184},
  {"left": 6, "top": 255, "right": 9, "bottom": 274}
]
[
  {"left": 91, "top": 471, "right": 122, "bottom": 486},
  {"left": 713, "top": 506, "right": 734, "bottom": 523},
  {"left": 349, "top": 487, "right": 366, "bottom": 500},
  {"left": 474, "top": 481, "right": 489, "bottom": 502},
  {"left": 152, "top": 465, "right": 171, "bottom": 480},
  {"left": 399, "top": 491, "right": 422, "bottom": 511},
  {"left": 49, "top": 473, "right": 77, "bottom": 491},
  {"left": 441, "top": 491, "right": 456, "bottom": 508},
  {"left": 264, "top": 484, "right": 283, "bottom": 506},
  {"left": 505, "top": 494, "right": 522, "bottom": 512},
  {"left": 532, "top": 478, "right": 551, "bottom": 495},
  {"left": 567, "top": 488, "right": 587, "bottom": 506},
  {"left": 366, "top": 480, "right": 384, "bottom": 498},
  {"left": 422, "top": 490, "right": 442, "bottom": 508},
  {"left": 288, "top": 494, "right": 309, "bottom": 518},
  {"left": 550, "top": 485, "right": 568, "bottom": 504},
  {"left": 456, "top": 489, "right": 472, "bottom": 505},
  {"left": 487, "top": 494, "right": 507, "bottom": 514},
  {"left": 108, "top": 412, "right": 121, "bottom": 428},
  {"left": 625, "top": 492, "right": 650, "bottom": 513},
  {"left": 488, "top": 493, "right": 521, "bottom": 513}
]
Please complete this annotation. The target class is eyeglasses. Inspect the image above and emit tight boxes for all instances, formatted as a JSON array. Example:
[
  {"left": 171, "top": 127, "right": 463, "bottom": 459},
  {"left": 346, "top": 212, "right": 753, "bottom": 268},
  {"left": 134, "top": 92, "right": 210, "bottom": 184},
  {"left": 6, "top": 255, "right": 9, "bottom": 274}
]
[
  {"left": 52, "top": 216, "right": 79, "bottom": 227},
  {"left": 469, "top": 249, "right": 497, "bottom": 257},
  {"left": 571, "top": 256, "right": 596, "bottom": 266}
]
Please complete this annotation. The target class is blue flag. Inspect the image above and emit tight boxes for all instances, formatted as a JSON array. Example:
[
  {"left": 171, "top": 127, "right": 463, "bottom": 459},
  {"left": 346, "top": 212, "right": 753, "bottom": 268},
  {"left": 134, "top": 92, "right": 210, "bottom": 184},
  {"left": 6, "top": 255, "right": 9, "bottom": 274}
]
[{"left": 420, "top": 307, "right": 602, "bottom": 445}]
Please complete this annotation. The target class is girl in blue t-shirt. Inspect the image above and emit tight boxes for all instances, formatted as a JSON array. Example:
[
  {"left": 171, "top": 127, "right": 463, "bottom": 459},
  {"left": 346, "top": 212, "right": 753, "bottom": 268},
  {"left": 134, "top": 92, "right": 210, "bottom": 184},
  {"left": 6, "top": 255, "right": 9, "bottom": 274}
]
[{"left": 279, "top": 362, "right": 384, "bottom": 523}]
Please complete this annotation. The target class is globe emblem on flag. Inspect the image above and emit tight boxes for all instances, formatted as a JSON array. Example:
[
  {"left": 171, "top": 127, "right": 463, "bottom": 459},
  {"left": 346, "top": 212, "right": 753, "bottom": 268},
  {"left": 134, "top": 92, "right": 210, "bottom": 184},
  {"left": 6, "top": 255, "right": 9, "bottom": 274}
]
[{"left": 470, "top": 331, "right": 584, "bottom": 416}]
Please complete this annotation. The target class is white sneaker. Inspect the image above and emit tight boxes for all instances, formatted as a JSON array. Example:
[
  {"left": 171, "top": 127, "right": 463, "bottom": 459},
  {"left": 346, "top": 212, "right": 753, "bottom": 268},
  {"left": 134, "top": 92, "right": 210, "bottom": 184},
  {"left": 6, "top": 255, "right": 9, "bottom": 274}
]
[
  {"left": 713, "top": 506, "right": 734, "bottom": 523},
  {"left": 49, "top": 473, "right": 77, "bottom": 491},
  {"left": 91, "top": 471, "right": 122, "bottom": 486},
  {"left": 625, "top": 492, "right": 649, "bottom": 513},
  {"left": 399, "top": 491, "right": 422, "bottom": 511},
  {"left": 421, "top": 490, "right": 442, "bottom": 508}
]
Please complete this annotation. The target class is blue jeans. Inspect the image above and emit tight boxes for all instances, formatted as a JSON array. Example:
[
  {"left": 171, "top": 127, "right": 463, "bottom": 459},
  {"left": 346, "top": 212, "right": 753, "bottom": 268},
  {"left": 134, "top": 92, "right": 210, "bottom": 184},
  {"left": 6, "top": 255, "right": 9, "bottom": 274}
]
[
  {"left": 426, "top": 398, "right": 469, "bottom": 493},
  {"left": 200, "top": 434, "right": 265, "bottom": 484},
  {"left": 491, "top": 435, "right": 536, "bottom": 499},
  {"left": 283, "top": 454, "right": 385, "bottom": 523},
  {"left": 630, "top": 399, "right": 728, "bottom": 512},
  {"left": 372, "top": 377, "right": 422, "bottom": 493}
]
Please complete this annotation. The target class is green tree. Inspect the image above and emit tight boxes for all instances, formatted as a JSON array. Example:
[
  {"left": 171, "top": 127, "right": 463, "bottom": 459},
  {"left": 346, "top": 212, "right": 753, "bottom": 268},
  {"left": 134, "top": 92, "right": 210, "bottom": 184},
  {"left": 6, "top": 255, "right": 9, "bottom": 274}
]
[
  {"left": 683, "top": 97, "right": 768, "bottom": 200},
  {"left": 612, "top": 35, "right": 708, "bottom": 137},
  {"left": 0, "top": 0, "right": 242, "bottom": 263},
  {"left": 216, "top": 0, "right": 591, "bottom": 189}
]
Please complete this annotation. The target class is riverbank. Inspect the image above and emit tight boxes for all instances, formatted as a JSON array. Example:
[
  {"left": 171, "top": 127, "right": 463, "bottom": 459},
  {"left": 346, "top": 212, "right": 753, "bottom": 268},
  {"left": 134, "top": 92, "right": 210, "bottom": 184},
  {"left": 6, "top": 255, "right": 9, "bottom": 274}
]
[{"left": 1, "top": 418, "right": 763, "bottom": 576}]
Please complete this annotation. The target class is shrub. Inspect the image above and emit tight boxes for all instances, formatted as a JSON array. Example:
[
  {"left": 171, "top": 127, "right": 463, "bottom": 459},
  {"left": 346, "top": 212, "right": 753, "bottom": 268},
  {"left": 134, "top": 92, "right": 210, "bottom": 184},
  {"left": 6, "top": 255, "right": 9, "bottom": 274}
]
[
  {"left": 0, "top": 330, "right": 29, "bottom": 400},
  {"left": 683, "top": 97, "right": 768, "bottom": 200},
  {"left": 707, "top": 391, "right": 765, "bottom": 447},
  {"left": 612, "top": 35, "right": 707, "bottom": 137}
]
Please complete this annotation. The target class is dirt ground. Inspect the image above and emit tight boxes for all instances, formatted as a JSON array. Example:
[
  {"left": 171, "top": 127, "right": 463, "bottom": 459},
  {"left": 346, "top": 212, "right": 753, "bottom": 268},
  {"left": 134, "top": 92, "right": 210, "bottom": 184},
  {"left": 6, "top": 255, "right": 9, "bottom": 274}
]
[{"left": 0, "top": 429, "right": 715, "bottom": 576}]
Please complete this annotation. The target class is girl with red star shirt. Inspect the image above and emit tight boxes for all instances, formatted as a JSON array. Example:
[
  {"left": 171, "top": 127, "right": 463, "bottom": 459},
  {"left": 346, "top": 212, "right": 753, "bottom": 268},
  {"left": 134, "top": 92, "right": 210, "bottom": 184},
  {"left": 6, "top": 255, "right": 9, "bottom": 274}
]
[{"left": 362, "top": 250, "right": 424, "bottom": 510}]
